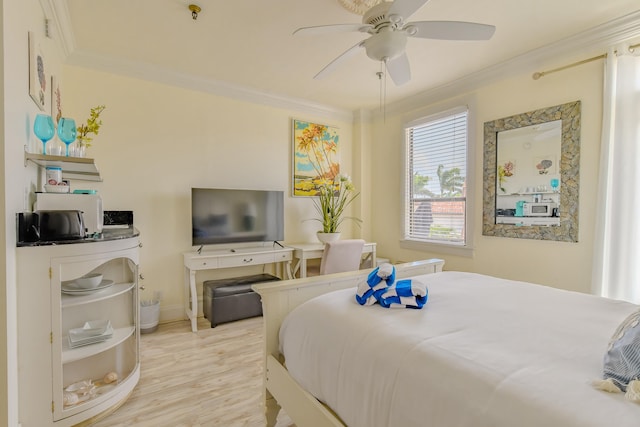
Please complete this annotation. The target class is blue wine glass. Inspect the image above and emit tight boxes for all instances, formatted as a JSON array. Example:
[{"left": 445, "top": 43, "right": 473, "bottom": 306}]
[
  {"left": 33, "top": 114, "right": 55, "bottom": 155},
  {"left": 550, "top": 178, "right": 559, "bottom": 192},
  {"left": 57, "top": 118, "right": 77, "bottom": 157}
]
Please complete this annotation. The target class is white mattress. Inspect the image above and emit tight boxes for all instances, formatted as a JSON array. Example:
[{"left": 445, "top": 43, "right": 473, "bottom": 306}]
[{"left": 279, "top": 271, "right": 640, "bottom": 427}]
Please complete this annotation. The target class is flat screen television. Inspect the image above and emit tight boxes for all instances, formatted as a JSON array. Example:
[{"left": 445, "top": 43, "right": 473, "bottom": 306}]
[{"left": 191, "top": 188, "right": 284, "bottom": 246}]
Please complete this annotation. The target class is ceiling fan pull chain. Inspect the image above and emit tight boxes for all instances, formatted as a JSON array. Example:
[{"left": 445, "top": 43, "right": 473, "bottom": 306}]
[
  {"left": 378, "top": 61, "right": 387, "bottom": 121},
  {"left": 384, "top": 64, "right": 387, "bottom": 121},
  {"left": 377, "top": 62, "right": 386, "bottom": 120},
  {"left": 377, "top": 65, "right": 383, "bottom": 113}
]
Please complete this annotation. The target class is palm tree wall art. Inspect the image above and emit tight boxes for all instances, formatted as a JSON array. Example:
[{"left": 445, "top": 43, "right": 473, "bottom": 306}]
[{"left": 293, "top": 119, "right": 340, "bottom": 197}]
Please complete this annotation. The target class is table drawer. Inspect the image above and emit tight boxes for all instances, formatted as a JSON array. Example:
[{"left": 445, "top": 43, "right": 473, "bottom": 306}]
[
  {"left": 276, "top": 251, "right": 292, "bottom": 262},
  {"left": 218, "top": 252, "right": 274, "bottom": 268},
  {"left": 187, "top": 258, "right": 219, "bottom": 270}
]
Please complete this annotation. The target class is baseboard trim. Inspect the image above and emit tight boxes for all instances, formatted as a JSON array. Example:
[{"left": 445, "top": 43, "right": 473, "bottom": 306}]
[{"left": 159, "top": 303, "right": 193, "bottom": 324}]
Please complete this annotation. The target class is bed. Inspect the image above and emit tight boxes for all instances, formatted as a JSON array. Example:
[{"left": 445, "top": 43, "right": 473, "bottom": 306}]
[{"left": 251, "top": 259, "right": 640, "bottom": 427}]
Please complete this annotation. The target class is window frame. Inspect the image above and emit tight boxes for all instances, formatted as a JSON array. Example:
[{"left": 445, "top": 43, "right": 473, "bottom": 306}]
[{"left": 400, "top": 99, "right": 475, "bottom": 257}]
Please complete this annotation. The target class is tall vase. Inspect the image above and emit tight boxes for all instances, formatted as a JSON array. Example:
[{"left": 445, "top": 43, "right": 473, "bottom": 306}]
[{"left": 317, "top": 232, "right": 341, "bottom": 244}]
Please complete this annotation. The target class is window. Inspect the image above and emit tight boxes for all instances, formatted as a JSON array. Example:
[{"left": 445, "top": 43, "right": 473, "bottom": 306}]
[{"left": 403, "top": 106, "right": 471, "bottom": 251}]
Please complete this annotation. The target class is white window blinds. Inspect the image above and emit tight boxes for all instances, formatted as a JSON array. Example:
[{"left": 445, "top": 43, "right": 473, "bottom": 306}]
[{"left": 405, "top": 108, "right": 468, "bottom": 245}]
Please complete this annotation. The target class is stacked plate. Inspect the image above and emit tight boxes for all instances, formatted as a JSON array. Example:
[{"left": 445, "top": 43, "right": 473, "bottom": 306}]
[
  {"left": 62, "top": 279, "right": 114, "bottom": 296},
  {"left": 68, "top": 320, "right": 113, "bottom": 348}
]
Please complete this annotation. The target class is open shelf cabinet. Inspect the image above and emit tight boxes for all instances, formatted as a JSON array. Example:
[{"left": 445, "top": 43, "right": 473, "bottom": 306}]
[{"left": 17, "top": 237, "right": 140, "bottom": 426}]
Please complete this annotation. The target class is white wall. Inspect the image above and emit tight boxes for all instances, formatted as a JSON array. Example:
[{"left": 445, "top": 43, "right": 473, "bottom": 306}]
[
  {"left": 370, "top": 60, "right": 604, "bottom": 294},
  {"left": 2, "top": 0, "right": 67, "bottom": 425},
  {"left": 61, "top": 66, "right": 361, "bottom": 321},
  {"left": 52, "top": 55, "right": 611, "bottom": 332}
]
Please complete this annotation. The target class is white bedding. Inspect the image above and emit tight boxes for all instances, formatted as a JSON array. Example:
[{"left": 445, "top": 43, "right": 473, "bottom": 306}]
[{"left": 279, "top": 271, "right": 640, "bottom": 427}]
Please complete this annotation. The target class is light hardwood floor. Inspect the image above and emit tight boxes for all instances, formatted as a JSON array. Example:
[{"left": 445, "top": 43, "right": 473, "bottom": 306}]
[{"left": 91, "top": 317, "right": 294, "bottom": 427}]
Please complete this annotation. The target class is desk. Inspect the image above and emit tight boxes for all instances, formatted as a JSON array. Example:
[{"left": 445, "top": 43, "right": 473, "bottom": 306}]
[
  {"left": 287, "top": 242, "right": 376, "bottom": 278},
  {"left": 183, "top": 246, "right": 293, "bottom": 332}
]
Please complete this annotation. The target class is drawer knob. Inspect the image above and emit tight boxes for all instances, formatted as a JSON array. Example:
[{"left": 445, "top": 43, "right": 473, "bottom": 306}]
[{"left": 243, "top": 258, "right": 253, "bottom": 263}]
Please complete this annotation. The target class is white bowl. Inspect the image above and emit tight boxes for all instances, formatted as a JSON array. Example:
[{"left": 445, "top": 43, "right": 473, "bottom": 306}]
[
  {"left": 44, "top": 184, "right": 70, "bottom": 193},
  {"left": 74, "top": 273, "right": 103, "bottom": 289}
]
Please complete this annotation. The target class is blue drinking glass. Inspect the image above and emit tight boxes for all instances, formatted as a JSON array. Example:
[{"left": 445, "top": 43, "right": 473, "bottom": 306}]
[
  {"left": 33, "top": 114, "right": 55, "bottom": 155},
  {"left": 57, "top": 118, "right": 77, "bottom": 157},
  {"left": 550, "top": 178, "right": 559, "bottom": 192}
]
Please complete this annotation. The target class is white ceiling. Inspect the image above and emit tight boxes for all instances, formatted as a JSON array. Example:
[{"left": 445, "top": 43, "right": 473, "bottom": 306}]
[{"left": 63, "top": 0, "right": 640, "bottom": 113}]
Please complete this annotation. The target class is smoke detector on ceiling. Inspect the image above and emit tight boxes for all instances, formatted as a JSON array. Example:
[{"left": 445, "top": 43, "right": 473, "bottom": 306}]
[{"left": 188, "top": 4, "right": 201, "bottom": 20}]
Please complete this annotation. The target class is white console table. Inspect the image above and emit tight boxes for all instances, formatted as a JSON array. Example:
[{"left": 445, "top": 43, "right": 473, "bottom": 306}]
[
  {"left": 183, "top": 246, "right": 293, "bottom": 332},
  {"left": 287, "top": 242, "right": 377, "bottom": 278}
]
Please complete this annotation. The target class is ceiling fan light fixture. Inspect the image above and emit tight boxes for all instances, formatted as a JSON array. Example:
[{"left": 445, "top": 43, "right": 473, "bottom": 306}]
[
  {"left": 363, "top": 30, "right": 407, "bottom": 62},
  {"left": 295, "top": 0, "right": 495, "bottom": 87}
]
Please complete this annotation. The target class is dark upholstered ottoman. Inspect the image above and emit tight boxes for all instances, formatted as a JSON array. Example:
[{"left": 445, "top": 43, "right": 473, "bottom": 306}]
[{"left": 203, "top": 274, "right": 280, "bottom": 328}]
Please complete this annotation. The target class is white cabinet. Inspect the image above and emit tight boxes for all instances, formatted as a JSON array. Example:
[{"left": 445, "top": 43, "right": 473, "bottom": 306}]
[{"left": 17, "top": 235, "right": 140, "bottom": 427}]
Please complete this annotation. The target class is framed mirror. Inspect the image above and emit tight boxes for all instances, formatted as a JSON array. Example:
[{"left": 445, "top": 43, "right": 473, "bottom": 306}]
[{"left": 482, "top": 101, "right": 581, "bottom": 242}]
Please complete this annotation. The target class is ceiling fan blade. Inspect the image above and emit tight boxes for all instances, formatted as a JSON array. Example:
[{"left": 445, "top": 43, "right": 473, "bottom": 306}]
[
  {"left": 293, "top": 24, "right": 373, "bottom": 36},
  {"left": 388, "top": 0, "right": 431, "bottom": 20},
  {"left": 407, "top": 21, "right": 496, "bottom": 40},
  {"left": 385, "top": 52, "right": 411, "bottom": 86},
  {"left": 314, "top": 41, "right": 365, "bottom": 80}
]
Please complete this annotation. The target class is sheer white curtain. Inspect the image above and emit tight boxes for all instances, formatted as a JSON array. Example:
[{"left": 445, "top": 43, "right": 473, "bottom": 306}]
[{"left": 592, "top": 45, "right": 640, "bottom": 304}]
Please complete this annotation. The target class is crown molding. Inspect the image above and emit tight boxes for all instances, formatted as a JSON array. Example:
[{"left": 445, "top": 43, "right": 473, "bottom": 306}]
[
  {"left": 45, "top": 0, "right": 640, "bottom": 122},
  {"left": 64, "top": 50, "right": 354, "bottom": 122},
  {"left": 41, "top": 0, "right": 75, "bottom": 56},
  {"left": 45, "top": 2, "right": 353, "bottom": 122},
  {"left": 381, "top": 10, "right": 640, "bottom": 116}
]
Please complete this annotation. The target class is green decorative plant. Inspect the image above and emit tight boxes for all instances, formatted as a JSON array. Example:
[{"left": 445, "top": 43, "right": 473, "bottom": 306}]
[
  {"left": 312, "top": 174, "right": 362, "bottom": 233},
  {"left": 76, "top": 105, "right": 106, "bottom": 147}
]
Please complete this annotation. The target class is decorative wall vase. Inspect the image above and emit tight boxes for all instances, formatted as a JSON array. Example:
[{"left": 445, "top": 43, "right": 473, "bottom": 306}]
[{"left": 317, "top": 232, "right": 341, "bottom": 243}]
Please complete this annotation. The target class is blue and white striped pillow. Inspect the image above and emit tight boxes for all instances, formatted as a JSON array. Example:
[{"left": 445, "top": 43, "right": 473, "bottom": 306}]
[{"left": 603, "top": 310, "right": 640, "bottom": 392}]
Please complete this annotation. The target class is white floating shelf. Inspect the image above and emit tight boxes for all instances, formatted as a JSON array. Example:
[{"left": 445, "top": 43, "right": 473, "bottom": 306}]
[{"left": 25, "top": 152, "right": 102, "bottom": 182}]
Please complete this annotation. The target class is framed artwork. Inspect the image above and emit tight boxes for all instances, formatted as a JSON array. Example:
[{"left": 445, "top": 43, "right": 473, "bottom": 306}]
[
  {"left": 533, "top": 155, "right": 556, "bottom": 175},
  {"left": 28, "top": 32, "right": 47, "bottom": 111},
  {"left": 292, "top": 119, "right": 340, "bottom": 197},
  {"left": 496, "top": 160, "right": 515, "bottom": 193},
  {"left": 51, "top": 75, "right": 62, "bottom": 123}
]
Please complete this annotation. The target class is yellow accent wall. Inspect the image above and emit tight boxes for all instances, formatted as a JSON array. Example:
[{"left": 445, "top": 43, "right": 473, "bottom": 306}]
[
  {"left": 370, "top": 59, "right": 604, "bottom": 294},
  {"left": 61, "top": 66, "right": 360, "bottom": 320}
]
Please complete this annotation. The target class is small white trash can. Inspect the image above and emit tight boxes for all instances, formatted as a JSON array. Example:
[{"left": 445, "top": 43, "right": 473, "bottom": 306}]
[{"left": 140, "top": 300, "right": 160, "bottom": 334}]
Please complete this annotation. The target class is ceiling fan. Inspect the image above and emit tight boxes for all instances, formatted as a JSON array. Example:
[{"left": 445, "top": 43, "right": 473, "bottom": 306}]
[{"left": 294, "top": 0, "right": 496, "bottom": 86}]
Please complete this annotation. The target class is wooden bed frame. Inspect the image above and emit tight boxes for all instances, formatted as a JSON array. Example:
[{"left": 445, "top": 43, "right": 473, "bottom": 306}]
[{"left": 251, "top": 259, "right": 445, "bottom": 427}]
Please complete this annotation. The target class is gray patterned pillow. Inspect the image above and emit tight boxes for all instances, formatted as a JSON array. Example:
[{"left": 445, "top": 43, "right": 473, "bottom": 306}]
[{"left": 603, "top": 309, "right": 640, "bottom": 392}]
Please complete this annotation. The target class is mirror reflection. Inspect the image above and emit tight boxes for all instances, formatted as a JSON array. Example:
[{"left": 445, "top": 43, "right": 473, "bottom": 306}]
[
  {"left": 495, "top": 120, "right": 561, "bottom": 226},
  {"left": 482, "top": 100, "right": 581, "bottom": 242}
]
